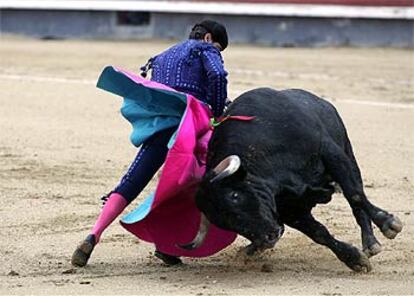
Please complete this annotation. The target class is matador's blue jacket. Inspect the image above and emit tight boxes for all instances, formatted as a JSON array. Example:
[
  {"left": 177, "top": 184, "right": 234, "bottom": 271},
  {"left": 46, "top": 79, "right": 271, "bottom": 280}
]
[{"left": 147, "top": 39, "right": 228, "bottom": 118}]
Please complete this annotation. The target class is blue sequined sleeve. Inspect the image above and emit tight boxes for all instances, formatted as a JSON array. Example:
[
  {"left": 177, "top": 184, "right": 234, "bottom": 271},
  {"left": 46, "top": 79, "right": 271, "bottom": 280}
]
[{"left": 201, "top": 48, "right": 228, "bottom": 118}]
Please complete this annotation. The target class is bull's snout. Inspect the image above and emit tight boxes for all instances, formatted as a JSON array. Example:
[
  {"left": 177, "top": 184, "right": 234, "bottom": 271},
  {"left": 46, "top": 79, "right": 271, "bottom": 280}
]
[
  {"left": 263, "top": 225, "right": 284, "bottom": 247},
  {"left": 245, "top": 225, "right": 285, "bottom": 255}
]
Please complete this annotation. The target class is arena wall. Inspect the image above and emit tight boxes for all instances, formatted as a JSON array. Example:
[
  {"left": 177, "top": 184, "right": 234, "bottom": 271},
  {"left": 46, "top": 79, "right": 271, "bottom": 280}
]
[{"left": 0, "top": 0, "right": 413, "bottom": 47}]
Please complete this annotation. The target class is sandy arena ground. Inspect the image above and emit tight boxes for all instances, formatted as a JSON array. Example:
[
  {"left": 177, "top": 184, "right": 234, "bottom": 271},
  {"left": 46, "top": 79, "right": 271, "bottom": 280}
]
[{"left": 0, "top": 37, "right": 413, "bottom": 295}]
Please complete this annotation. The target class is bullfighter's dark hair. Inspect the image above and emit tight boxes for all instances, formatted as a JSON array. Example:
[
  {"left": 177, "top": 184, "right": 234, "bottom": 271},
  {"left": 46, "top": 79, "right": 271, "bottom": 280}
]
[
  {"left": 189, "top": 24, "right": 210, "bottom": 40},
  {"left": 189, "top": 20, "right": 228, "bottom": 51}
]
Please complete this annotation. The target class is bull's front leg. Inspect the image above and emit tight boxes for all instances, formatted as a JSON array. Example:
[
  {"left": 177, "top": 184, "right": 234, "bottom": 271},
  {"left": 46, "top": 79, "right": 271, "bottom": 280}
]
[{"left": 287, "top": 214, "right": 372, "bottom": 273}]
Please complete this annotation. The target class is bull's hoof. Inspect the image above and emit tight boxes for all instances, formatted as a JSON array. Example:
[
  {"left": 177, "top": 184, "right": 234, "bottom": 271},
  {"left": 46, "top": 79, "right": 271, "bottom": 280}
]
[
  {"left": 347, "top": 250, "right": 372, "bottom": 273},
  {"left": 244, "top": 243, "right": 271, "bottom": 256},
  {"left": 244, "top": 243, "right": 258, "bottom": 256},
  {"left": 154, "top": 250, "right": 182, "bottom": 266},
  {"left": 363, "top": 242, "right": 382, "bottom": 258},
  {"left": 380, "top": 215, "right": 403, "bottom": 239}
]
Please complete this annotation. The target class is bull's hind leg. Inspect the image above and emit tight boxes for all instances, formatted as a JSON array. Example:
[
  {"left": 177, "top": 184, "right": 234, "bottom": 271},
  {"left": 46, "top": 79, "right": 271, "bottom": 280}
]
[
  {"left": 287, "top": 214, "right": 371, "bottom": 272},
  {"left": 332, "top": 184, "right": 380, "bottom": 256},
  {"left": 322, "top": 141, "right": 403, "bottom": 242},
  {"left": 352, "top": 207, "right": 382, "bottom": 257},
  {"left": 322, "top": 144, "right": 382, "bottom": 256}
]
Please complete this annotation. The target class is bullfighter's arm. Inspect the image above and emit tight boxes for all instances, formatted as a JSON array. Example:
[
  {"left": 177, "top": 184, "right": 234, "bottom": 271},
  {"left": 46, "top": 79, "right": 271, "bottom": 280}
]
[{"left": 201, "top": 48, "right": 228, "bottom": 118}]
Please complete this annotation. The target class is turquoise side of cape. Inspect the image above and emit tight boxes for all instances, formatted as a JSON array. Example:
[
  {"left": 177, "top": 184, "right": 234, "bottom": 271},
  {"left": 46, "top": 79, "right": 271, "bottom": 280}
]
[
  {"left": 96, "top": 66, "right": 187, "bottom": 147},
  {"left": 122, "top": 193, "right": 155, "bottom": 224}
]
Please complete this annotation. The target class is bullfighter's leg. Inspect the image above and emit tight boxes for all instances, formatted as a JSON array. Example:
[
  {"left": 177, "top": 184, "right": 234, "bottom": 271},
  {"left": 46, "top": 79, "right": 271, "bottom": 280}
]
[
  {"left": 287, "top": 213, "right": 372, "bottom": 272},
  {"left": 72, "top": 127, "right": 181, "bottom": 267},
  {"left": 322, "top": 141, "right": 403, "bottom": 241}
]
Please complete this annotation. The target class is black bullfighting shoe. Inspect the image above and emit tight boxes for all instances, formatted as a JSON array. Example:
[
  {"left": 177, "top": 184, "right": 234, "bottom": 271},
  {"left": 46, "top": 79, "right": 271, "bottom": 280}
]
[
  {"left": 154, "top": 250, "right": 182, "bottom": 266},
  {"left": 71, "top": 234, "right": 96, "bottom": 267}
]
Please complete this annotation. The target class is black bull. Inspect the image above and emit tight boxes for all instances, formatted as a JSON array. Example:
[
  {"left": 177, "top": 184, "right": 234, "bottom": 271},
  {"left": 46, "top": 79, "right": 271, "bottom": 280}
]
[{"left": 182, "top": 88, "right": 403, "bottom": 272}]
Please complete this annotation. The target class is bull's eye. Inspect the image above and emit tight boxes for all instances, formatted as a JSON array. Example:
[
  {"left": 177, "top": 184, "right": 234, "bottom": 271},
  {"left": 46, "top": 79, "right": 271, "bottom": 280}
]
[{"left": 231, "top": 192, "right": 239, "bottom": 201}]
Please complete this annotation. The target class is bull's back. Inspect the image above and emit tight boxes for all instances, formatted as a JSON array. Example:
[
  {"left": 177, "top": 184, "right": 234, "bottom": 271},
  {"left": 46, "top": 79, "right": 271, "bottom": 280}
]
[
  {"left": 208, "top": 88, "right": 347, "bottom": 169},
  {"left": 226, "top": 88, "right": 346, "bottom": 146},
  {"left": 233, "top": 88, "right": 341, "bottom": 123}
]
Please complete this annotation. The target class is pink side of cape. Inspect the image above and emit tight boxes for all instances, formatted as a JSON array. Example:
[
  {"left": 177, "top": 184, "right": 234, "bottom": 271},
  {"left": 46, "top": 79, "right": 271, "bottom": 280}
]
[{"left": 118, "top": 68, "right": 237, "bottom": 257}]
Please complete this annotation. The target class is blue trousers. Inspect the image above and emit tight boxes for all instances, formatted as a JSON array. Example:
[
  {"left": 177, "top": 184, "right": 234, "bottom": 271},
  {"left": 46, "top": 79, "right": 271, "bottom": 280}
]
[{"left": 113, "top": 127, "right": 176, "bottom": 204}]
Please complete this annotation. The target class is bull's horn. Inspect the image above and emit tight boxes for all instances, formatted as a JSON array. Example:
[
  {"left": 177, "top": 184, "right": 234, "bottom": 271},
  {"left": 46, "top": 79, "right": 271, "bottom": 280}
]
[
  {"left": 210, "top": 155, "right": 241, "bottom": 183},
  {"left": 178, "top": 213, "right": 210, "bottom": 250}
]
